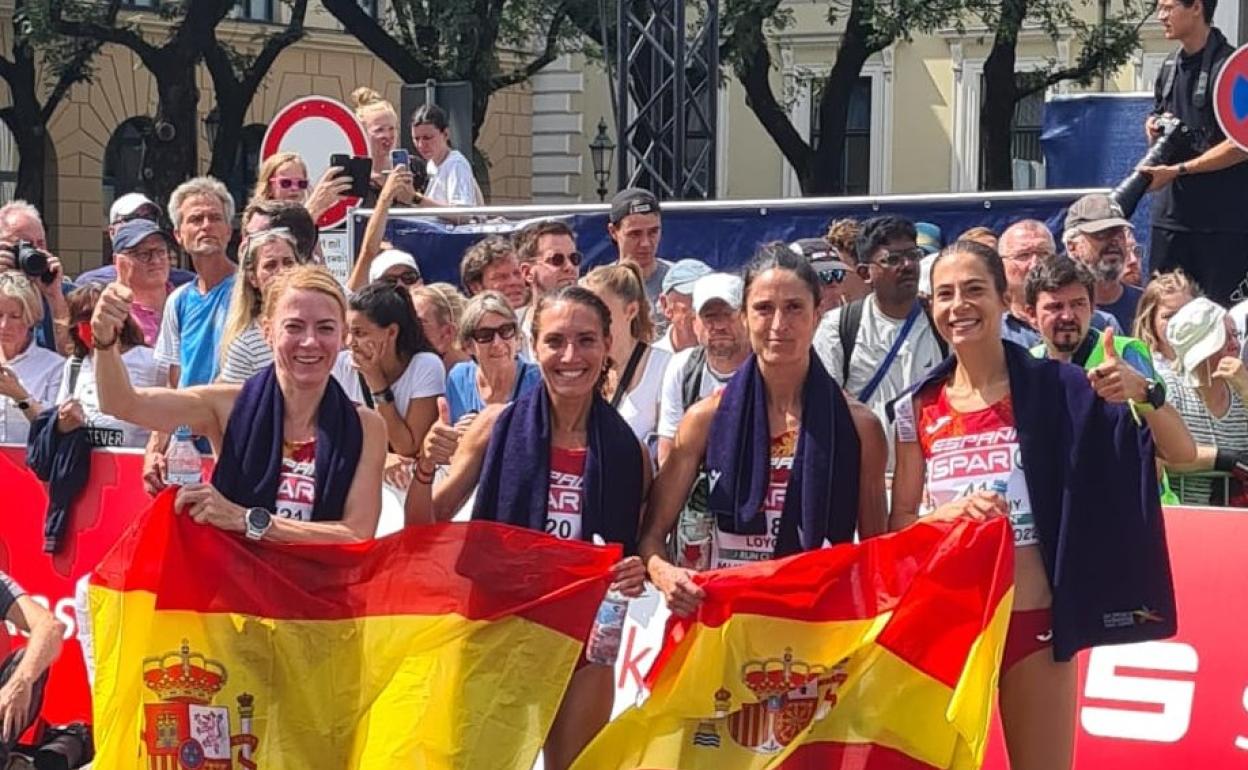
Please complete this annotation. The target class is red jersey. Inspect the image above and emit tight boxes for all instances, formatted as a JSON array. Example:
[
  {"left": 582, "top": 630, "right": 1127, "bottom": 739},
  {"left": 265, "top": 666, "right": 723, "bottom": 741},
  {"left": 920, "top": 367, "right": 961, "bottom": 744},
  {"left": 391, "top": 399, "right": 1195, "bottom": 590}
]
[
  {"left": 545, "top": 446, "right": 586, "bottom": 541},
  {"left": 711, "top": 430, "right": 795, "bottom": 569},
  {"left": 275, "top": 439, "right": 316, "bottom": 522}
]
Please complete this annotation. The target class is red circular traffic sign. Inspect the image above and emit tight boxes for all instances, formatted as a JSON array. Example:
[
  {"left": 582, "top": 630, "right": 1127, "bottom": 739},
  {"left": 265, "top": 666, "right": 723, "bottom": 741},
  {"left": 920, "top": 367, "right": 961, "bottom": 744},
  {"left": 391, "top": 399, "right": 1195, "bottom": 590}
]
[
  {"left": 1214, "top": 44, "right": 1248, "bottom": 152},
  {"left": 261, "top": 97, "right": 369, "bottom": 229}
]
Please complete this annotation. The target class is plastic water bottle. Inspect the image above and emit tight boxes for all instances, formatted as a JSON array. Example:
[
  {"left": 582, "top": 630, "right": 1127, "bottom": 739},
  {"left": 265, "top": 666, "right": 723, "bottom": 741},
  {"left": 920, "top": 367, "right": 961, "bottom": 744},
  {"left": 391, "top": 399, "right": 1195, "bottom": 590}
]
[
  {"left": 586, "top": 589, "right": 629, "bottom": 665},
  {"left": 165, "top": 425, "right": 203, "bottom": 486}
]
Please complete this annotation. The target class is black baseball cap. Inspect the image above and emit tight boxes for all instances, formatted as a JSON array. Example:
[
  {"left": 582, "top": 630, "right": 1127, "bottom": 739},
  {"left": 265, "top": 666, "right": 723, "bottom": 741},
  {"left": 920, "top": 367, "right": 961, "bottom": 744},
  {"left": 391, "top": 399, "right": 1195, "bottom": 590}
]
[{"left": 609, "top": 188, "right": 661, "bottom": 225}]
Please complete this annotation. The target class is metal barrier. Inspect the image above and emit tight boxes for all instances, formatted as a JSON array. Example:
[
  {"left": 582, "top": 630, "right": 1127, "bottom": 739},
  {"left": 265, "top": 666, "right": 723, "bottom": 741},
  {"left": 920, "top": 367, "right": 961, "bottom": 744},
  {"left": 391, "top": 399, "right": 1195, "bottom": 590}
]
[{"left": 1174, "top": 470, "right": 1236, "bottom": 506}]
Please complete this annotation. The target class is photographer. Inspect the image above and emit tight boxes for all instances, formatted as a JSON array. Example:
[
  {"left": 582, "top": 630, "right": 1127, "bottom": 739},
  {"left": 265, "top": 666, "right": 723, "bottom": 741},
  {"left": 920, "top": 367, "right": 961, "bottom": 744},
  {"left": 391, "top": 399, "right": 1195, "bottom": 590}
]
[
  {"left": 0, "top": 202, "right": 73, "bottom": 356},
  {"left": 1143, "top": 0, "right": 1248, "bottom": 306}
]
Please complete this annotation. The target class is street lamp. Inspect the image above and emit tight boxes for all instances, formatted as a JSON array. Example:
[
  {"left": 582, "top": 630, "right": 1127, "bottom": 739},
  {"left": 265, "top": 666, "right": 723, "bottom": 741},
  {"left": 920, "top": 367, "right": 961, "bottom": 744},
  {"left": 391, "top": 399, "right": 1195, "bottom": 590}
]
[
  {"left": 589, "top": 117, "right": 615, "bottom": 202},
  {"left": 204, "top": 107, "right": 220, "bottom": 146}
]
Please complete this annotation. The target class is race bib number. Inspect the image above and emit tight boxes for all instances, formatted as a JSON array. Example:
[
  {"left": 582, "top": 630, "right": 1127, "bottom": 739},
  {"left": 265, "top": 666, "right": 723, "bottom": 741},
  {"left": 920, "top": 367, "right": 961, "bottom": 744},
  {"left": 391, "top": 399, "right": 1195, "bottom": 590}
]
[
  {"left": 1011, "top": 511, "right": 1039, "bottom": 547},
  {"left": 544, "top": 512, "right": 582, "bottom": 542}
]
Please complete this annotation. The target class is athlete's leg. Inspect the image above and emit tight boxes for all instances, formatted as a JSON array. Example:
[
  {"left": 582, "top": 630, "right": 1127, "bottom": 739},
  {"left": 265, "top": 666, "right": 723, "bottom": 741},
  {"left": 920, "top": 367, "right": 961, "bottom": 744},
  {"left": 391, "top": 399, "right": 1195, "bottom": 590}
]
[
  {"left": 999, "top": 648, "right": 1078, "bottom": 770},
  {"left": 542, "top": 663, "right": 614, "bottom": 770}
]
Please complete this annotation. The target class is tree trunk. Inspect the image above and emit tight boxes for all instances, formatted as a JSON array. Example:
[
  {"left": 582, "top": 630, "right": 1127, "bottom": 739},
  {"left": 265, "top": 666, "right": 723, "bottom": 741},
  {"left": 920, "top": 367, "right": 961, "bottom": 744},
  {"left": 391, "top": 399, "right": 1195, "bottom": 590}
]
[
  {"left": 807, "top": 30, "right": 870, "bottom": 196},
  {"left": 207, "top": 90, "right": 246, "bottom": 185},
  {"left": 145, "top": 60, "right": 201, "bottom": 209},
  {"left": 979, "top": 0, "right": 1026, "bottom": 191}
]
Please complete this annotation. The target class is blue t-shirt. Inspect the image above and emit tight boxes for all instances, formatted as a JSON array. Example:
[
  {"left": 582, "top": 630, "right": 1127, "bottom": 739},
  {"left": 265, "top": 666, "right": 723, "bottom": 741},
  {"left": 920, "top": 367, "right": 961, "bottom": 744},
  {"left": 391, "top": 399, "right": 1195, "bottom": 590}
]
[
  {"left": 155, "top": 274, "right": 236, "bottom": 387},
  {"left": 445, "top": 359, "right": 541, "bottom": 422},
  {"left": 1098, "top": 283, "right": 1144, "bottom": 337}
]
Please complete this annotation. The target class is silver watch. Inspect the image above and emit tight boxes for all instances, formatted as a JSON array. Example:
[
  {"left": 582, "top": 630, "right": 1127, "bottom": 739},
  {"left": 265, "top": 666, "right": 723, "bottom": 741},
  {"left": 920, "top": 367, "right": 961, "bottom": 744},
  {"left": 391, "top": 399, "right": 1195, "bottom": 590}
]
[{"left": 244, "top": 507, "right": 273, "bottom": 541}]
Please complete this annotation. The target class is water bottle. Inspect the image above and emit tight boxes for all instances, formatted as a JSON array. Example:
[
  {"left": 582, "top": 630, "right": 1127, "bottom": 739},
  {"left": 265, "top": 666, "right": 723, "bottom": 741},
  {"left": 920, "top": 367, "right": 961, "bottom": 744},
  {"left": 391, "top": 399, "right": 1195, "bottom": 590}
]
[
  {"left": 677, "top": 507, "right": 713, "bottom": 571},
  {"left": 165, "top": 425, "right": 203, "bottom": 486},
  {"left": 586, "top": 589, "right": 629, "bottom": 665}
]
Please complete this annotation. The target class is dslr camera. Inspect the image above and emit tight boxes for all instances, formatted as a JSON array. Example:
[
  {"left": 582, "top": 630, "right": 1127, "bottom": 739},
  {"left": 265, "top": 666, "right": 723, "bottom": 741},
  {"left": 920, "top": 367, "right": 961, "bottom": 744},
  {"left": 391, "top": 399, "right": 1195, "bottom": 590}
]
[
  {"left": 13, "top": 241, "right": 56, "bottom": 285},
  {"left": 1110, "top": 115, "right": 1193, "bottom": 218}
]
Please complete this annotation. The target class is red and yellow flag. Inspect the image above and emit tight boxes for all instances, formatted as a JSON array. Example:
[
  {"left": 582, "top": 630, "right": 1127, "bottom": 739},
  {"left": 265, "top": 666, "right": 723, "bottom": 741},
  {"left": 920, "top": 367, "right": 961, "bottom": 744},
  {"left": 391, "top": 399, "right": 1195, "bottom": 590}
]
[
  {"left": 572, "top": 517, "right": 1014, "bottom": 770},
  {"left": 89, "top": 491, "right": 617, "bottom": 770}
]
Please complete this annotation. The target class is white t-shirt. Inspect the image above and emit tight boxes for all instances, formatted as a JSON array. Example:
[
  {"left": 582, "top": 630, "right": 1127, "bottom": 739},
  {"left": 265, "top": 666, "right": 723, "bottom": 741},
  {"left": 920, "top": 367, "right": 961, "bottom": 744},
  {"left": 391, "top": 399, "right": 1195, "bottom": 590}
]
[
  {"left": 55, "top": 348, "right": 166, "bottom": 448},
  {"left": 425, "top": 149, "right": 483, "bottom": 207},
  {"left": 615, "top": 346, "right": 671, "bottom": 444},
  {"left": 332, "top": 350, "right": 446, "bottom": 416},
  {"left": 0, "top": 343, "right": 64, "bottom": 445},
  {"left": 656, "top": 346, "right": 736, "bottom": 440}
]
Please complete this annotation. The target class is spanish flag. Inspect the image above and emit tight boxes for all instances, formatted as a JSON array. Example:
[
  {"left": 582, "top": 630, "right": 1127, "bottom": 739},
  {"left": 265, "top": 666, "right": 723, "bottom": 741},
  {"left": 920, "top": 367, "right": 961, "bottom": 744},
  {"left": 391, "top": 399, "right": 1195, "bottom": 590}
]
[
  {"left": 88, "top": 490, "right": 617, "bottom": 770},
  {"left": 571, "top": 517, "right": 1014, "bottom": 770}
]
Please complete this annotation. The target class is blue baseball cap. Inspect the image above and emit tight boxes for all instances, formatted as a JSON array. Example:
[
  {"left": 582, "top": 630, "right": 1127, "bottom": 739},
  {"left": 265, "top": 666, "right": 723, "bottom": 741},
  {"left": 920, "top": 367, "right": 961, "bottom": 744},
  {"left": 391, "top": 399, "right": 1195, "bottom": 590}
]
[
  {"left": 915, "top": 222, "right": 942, "bottom": 255},
  {"left": 662, "top": 259, "right": 713, "bottom": 295},
  {"left": 111, "top": 218, "right": 173, "bottom": 253}
]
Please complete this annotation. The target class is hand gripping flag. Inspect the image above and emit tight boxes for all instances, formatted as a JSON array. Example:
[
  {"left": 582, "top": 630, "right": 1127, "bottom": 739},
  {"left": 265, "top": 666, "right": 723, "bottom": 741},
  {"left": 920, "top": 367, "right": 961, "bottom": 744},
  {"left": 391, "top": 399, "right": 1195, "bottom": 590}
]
[
  {"left": 88, "top": 490, "right": 618, "bottom": 770},
  {"left": 572, "top": 517, "right": 1014, "bottom": 770}
]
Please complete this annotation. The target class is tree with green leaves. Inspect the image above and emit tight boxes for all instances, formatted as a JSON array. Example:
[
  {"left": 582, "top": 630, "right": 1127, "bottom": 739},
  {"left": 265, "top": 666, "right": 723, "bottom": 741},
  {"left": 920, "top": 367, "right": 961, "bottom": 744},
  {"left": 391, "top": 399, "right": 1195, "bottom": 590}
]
[
  {"left": 975, "top": 0, "right": 1148, "bottom": 190},
  {"left": 721, "top": 0, "right": 964, "bottom": 196},
  {"left": 321, "top": 0, "right": 584, "bottom": 197},
  {"left": 1, "top": 0, "right": 111, "bottom": 211},
  {"left": 27, "top": 0, "right": 306, "bottom": 209}
]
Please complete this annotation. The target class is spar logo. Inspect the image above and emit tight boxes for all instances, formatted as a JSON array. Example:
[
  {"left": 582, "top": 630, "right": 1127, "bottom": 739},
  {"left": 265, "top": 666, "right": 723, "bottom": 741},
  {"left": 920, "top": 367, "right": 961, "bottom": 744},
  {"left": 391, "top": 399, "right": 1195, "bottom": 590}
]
[
  {"left": 692, "top": 650, "right": 850, "bottom": 754},
  {"left": 141, "top": 640, "right": 260, "bottom": 769}
]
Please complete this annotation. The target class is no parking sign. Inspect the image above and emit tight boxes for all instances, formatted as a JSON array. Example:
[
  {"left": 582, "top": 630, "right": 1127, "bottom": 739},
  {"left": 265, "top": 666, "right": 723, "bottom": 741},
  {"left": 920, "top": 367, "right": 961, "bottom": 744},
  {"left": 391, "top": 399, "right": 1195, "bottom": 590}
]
[
  {"left": 261, "top": 97, "right": 369, "bottom": 229},
  {"left": 1214, "top": 45, "right": 1248, "bottom": 152}
]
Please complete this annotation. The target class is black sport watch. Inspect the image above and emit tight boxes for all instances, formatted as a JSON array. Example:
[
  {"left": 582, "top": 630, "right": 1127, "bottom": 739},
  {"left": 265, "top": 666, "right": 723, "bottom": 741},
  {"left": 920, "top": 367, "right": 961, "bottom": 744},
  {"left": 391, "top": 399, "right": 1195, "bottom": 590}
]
[
  {"left": 244, "top": 507, "right": 273, "bottom": 541},
  {"left": 1144, "top": 380, "right": 1166, "bottom": 410}
]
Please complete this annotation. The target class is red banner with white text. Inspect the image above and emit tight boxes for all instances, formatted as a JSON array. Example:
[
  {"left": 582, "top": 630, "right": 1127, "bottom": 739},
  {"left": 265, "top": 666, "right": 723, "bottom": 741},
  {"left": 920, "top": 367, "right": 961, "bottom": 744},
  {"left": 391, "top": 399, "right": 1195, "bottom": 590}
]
[{"left": 2, "top": 444, "right": 1247, "bottom": 766}]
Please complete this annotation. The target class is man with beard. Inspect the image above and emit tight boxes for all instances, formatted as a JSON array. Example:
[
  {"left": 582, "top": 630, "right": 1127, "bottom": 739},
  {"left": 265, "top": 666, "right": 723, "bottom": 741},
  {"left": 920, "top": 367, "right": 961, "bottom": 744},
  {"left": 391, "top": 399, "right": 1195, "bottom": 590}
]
[
  {"left": 999, "top": 219, "right": 1123, "bottom": 347},
  {"left": 655, "top": 272, "right": 749, "bottom": 465},
  {"left": 814, "top": 216, "right": 944, "bottom": 448},
  {"left": 1063, "top": 194, "right": 1144, "bottom": 331}
]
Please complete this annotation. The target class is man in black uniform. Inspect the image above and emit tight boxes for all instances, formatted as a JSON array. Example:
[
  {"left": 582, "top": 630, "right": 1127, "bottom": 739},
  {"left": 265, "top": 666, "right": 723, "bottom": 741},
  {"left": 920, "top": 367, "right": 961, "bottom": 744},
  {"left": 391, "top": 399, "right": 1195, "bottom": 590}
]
[{"left": 1142, "top": 0, "right": 1248, "bottom": 306}]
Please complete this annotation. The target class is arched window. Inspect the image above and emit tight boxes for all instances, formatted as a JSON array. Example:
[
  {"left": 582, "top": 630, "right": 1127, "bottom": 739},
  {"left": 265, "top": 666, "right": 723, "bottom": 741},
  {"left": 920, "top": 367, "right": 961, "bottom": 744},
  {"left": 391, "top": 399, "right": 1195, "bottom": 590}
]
[
  {"left": 225, "top": 123, "right": 267, "bottom": 211},
  {"left": 102, "top": 117, "right": 155, "bottom": 210},
  {"left": 0, "top": 121, "right": 17, "bottom": 202}
]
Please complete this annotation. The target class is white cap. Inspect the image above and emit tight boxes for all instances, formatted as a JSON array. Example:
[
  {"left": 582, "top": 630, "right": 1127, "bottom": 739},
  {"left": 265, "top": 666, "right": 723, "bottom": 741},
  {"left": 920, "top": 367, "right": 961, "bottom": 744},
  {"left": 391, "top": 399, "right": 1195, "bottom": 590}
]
[
  {"left": 1166, "top": 297, "right": 1229, "bottom": 387},
  {"left": 692, "top": 273, "right": 743, "bottom": 314},
  {"left": 368, "top": 249, "right": 421, "bottom": 283},
  {"left": 109, "top": 192, "right": 158, "bottom": 224}
]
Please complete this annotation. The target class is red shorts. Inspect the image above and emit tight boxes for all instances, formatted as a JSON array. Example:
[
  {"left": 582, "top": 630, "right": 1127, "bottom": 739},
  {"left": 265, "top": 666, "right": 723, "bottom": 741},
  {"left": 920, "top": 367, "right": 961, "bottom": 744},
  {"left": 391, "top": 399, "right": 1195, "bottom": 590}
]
[{"left": 1002, "top": 608, "right": 1053, "bottom": 674}]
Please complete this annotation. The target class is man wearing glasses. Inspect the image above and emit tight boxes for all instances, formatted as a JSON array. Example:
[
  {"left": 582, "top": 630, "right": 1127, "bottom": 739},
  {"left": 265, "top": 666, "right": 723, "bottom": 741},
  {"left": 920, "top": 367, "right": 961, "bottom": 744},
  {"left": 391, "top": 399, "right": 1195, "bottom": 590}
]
[
  {"left": 110, "top": 219, "right": 176, "bottom": 346},
  {"left": 999, "top": 218, "right": 1123, "bottom": 347},
  {"left": 1063, "top": 194, "right": 1144, "bottom": 332},
  {"left": 512, "top": 220, "right": 581, "bottom": 358},
  {"left": 789, "top": 237, "right": 852, "bottom": 315},
  {"left": 814, "top": 216, "right": 944, "bottom": 448}
]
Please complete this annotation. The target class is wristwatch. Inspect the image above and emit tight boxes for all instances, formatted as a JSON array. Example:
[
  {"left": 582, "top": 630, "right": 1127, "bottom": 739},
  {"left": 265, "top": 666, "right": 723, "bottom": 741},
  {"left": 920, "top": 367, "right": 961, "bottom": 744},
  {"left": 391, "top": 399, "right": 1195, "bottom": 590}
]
[
  {"left": 15, "top": 398, "right": 30, "bottom": 412},
  {"left": 1178, "top": 162, "right": 1190, "bottom": 176},
  {"left": 371, "top": 387, "right": 395, "bottom": 405},
  {"left": 1136, "top": 380, "right": 1167, "bottom": 412},
  {"left": 244, "top": 507, "right": 273, "bottom": 541}
]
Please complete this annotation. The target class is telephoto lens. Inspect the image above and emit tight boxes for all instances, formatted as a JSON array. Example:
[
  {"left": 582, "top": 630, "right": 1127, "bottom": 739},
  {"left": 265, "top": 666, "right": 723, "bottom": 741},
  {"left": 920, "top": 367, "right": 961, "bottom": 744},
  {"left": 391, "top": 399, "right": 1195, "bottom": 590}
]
[
  {"left": 15, "top": 241, "right": 55, "bottom": 285},
  {"left": 1110, "top": 116, "right": 1192, "bottom": 218}
]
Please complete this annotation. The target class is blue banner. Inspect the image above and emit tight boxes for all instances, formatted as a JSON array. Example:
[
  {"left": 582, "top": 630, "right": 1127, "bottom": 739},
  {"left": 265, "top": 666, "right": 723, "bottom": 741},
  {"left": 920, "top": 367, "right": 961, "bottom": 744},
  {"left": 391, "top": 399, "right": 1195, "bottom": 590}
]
[{"left": 359, "top": 193, "right": 1088, "bottom": 290}]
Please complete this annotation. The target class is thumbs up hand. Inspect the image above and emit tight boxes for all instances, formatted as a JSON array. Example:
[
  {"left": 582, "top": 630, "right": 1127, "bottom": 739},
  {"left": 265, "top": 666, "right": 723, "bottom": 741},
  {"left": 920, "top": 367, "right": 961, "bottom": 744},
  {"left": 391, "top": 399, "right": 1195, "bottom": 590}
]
[
  {"left": 421, "top": 396, "right": 460, "bottom": 468},
  {"left": 1089, "top": 329, "right": 1148, "bottom": 404}
]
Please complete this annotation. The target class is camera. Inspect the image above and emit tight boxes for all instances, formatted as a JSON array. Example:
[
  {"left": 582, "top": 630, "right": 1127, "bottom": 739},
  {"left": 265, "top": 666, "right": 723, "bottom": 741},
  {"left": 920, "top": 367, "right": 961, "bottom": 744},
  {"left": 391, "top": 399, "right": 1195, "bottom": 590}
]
[
  {"left": 15, "top": 241, "right": 55, "bottom": 285},
  {"left": 1110, "top": 115, "right": 1194, "bottom": 218}
]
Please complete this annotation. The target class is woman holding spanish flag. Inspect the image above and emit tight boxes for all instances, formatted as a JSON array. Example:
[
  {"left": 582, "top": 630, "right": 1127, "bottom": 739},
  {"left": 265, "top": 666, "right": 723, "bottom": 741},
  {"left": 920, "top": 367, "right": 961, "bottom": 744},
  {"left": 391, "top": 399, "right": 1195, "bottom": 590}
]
[
  {"left": 888, "top": 240, "right": 1190, "bottom": 770},
  {"left": 404, "top": 284, "right": 649, "bottom": 770},
  {"left": 637, "top": 244, "right": 890, "bottom": 615}
]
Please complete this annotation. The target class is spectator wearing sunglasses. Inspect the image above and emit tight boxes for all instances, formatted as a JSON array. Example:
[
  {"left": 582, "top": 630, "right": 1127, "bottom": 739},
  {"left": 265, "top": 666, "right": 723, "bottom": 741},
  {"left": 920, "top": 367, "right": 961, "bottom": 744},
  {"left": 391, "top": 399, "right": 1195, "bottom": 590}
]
[
  {"left": 824, "top": 217, "right": 872, "bottom": 305},
  {"left": 789, "top": 238, "right": 851, "bottom": 315},
  {"left": 248, "top": 151, "right": 350, "bottom": 225},
  {"left": 444, "top": 291, "right": 541, "bottom": 426},
  {"left": 813, "top": 218, "right": 945, "bottom": 456},
  {"left": 368, "top": 249, "right": 424, "bottom": 288},
  {"left": 513, "top": 220, "right": 581, "bottom": 358}
]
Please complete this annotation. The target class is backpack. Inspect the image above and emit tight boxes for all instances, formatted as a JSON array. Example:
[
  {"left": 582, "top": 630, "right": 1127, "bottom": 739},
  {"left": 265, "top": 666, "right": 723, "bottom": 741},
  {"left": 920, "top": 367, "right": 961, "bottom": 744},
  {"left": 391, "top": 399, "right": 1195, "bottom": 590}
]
[
  {"left": 836, "top": 297, "right": 947, "bottom": 385},
  {"left": 679, "top": 347, "right": 709, "bottom": 411}
]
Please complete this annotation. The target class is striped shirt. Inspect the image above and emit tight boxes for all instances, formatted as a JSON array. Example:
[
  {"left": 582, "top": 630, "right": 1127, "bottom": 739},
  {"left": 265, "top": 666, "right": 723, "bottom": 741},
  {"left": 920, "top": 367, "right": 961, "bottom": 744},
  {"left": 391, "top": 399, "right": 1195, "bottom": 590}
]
[
  {"left": 218, "top": 323, "right": 273, "bottom": 384},
  {"left": 1162, "top": 368, "right": 1248, "bottom": 505}
]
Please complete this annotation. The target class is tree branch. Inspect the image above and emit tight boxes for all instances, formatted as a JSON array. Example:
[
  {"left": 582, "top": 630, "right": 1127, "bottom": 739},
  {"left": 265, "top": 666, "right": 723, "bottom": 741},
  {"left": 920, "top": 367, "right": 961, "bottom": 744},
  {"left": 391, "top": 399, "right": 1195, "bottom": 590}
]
[
  {"left": 239, "top": 0, "right": 307, "bottom": 98},
  {"left": 321, "top": 0, "right": 434, "bottom": 82},
  {"left": 489, "top": 5, "right": 568, "bottom": 92},
  {"left": 54, "top": 18, "right": 160, "bottom": 68}
]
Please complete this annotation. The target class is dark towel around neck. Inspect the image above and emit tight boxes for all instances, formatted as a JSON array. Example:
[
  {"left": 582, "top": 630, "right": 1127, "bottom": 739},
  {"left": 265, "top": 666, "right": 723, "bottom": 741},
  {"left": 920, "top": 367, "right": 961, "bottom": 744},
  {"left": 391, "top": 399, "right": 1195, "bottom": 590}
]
[
  {"left": 213, "top": 365, "right": 362, "bottom": 522},
  {"left": 472, "top": 385, "right": 643, "bottom": 555},
  {"left": 706, "top": 351, "right": 860, "bottom": 556}
]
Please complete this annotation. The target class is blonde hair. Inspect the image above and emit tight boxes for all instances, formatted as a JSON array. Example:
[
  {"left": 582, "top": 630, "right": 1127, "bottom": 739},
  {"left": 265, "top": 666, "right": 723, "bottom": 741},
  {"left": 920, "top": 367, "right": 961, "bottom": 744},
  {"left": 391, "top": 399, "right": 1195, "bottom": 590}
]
[
  {"left": 581, "top": 262, "right": 655, "bottom": 343},
  {"left": 261, "top": 265, "right": 348, "bottom": 325},
  {"left": 249, "top": 152, "right": 306, "bottom": 205},
  {"left": 1133, "top": 269, "right": 1203, "bottom": 354},
  {"left": 414, "top": 283, "right": 466, "bottom": 328},
  {"left": 0, "top": 271, "right": 44, "bottom": 328},
  {"left": 220, "top": 230, "right": 302, "bottom": 368},
  {"left": 351, "top": 87, "right": 398, "bottom": 125},
  {"left": 458, "top": 291, "right": 519, "bottom": 348}
]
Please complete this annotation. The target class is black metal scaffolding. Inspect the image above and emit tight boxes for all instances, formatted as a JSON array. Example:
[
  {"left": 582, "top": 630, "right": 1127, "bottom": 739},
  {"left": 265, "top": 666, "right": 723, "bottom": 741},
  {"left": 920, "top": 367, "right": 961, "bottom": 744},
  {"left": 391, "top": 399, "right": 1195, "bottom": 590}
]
[{"left": 615, "top": 0, "right": 719, "bottom": 199}]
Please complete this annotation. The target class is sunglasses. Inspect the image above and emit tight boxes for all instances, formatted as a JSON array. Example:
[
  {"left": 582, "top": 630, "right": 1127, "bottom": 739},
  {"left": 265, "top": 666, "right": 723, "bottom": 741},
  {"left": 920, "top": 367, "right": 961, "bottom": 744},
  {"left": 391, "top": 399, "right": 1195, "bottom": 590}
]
[
  {"left": 272, "top": 178, "right": 310, "bottom": 190},
  {"left": 470, "top": 323, "right": 518, "bottom": 345},
  {"left": 816, "top": 267, "right": 847, "bottom": 285},
  {"left": 873, "top": 247, "right": 925, "bottom": 268},
  {"left": 386, "top": 270, "right": 423, "bottom": 287},
  {"left": 542, "top": 251, "right": 583, "bottom": 269}
]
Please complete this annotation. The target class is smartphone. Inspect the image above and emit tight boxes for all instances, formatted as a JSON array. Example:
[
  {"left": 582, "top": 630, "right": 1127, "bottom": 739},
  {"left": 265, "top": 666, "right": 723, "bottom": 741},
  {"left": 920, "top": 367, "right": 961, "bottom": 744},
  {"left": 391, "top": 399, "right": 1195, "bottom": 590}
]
[
  {"left": 390, "top": 148, "right": 411, "bottom": 169},
  {"left": 329, "top": 154, "right": 373, "bottom": 199}
]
